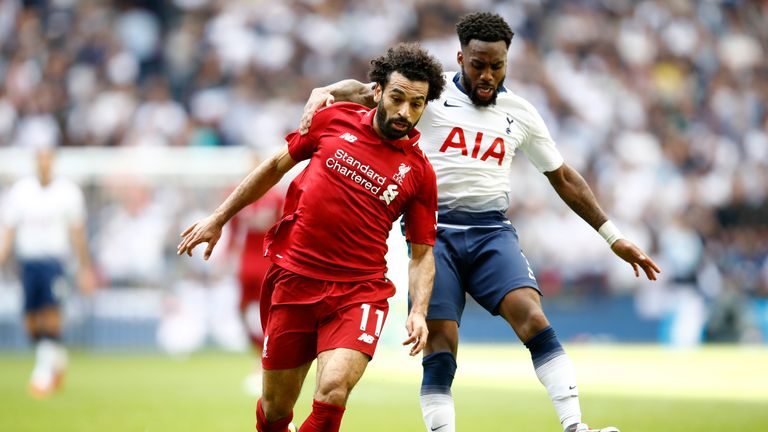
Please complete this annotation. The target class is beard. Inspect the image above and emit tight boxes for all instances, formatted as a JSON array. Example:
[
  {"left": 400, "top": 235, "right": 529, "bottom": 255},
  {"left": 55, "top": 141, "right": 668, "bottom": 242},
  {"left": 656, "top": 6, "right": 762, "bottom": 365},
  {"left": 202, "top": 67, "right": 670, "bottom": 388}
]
[
  {"left": 375, "top": 101, "right": 415, "bottom": 140},
  {"left": 462, "top": 69, "right": 505, "bottom": 107}
]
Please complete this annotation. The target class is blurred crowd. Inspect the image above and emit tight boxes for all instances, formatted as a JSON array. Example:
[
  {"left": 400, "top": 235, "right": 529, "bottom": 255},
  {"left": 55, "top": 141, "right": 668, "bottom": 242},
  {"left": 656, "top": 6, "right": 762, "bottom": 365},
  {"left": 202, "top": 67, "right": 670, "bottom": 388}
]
[{"left": 0, "top": 0, "right": 767, "bottom": 343}]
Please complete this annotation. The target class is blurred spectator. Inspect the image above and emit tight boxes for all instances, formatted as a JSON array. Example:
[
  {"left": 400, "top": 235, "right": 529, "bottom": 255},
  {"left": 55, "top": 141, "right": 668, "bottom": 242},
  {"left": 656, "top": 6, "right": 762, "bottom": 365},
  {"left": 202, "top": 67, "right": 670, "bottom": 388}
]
[{"left": 94, "top": 177, "right": 173, "bottom": 287}]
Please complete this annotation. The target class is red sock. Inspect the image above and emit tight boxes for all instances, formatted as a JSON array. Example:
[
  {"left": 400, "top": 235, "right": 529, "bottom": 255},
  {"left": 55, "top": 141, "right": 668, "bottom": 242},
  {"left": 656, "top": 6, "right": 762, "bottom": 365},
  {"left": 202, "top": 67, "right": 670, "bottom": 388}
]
[
  {"left": 256, "top": 399, "right": 293, "bottom": 432},
  {"left": 299, "top": 399, "right": 346, "bottom": 432}
]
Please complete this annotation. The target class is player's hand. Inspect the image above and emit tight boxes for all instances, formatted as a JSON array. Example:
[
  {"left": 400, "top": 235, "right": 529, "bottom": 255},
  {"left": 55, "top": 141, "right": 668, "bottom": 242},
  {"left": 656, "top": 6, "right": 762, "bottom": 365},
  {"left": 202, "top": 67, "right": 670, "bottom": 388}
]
[
  {"left": 177, "top": 215, "right": 223, "bottom": 260},
  {"left": 299, "top": 88, "right": 335, "bottom": 135},
  {"left": 77, "top": 267, "right": 97, "bottom": 295},
  {"left": 403, "top": 311, "right": 428, "bottom": 356},
  {"left": 610, "top": 239, "right": 661, "bottom": 281}
]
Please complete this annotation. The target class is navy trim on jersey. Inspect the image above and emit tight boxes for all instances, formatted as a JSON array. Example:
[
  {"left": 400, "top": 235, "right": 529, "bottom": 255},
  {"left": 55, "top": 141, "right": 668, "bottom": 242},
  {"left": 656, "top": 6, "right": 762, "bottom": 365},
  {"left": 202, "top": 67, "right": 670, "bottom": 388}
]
[
  {"left": 452, "top": 72, "right": 507, "bottom": 96},
  {"left": 438, "top": 209, "right": 509, "bottom": 226}
]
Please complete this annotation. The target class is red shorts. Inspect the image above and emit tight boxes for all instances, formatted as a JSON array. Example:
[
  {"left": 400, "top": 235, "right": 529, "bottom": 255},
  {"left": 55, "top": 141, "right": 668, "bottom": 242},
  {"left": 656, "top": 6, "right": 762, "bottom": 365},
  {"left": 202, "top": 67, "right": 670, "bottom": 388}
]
[{"left": 260, "top": 265, "right": 396, "bottom": 370}]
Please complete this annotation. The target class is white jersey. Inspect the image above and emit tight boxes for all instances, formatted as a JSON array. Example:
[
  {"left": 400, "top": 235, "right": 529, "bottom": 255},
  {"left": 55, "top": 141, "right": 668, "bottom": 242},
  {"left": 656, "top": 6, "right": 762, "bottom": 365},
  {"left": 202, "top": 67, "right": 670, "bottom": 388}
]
[
  {"left": 418, "top": 72, "right": 564, "bottom": 213},
  {"left": 1, "top": 177, "right": 85, "bottom": 259}
]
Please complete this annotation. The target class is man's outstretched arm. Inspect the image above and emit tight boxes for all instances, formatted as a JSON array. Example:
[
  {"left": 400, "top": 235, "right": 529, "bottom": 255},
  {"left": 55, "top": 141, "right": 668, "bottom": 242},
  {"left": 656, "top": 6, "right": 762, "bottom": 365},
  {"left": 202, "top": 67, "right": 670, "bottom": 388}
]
[
  {"left": 300, "top": 80, "right": 376, "bottom": 134},
  {"left": 403, "top": 243, "right": 434, "bottom": 356},
  {"left": 177, "top": 145, "right": 297, "bottom": 260},
  {"left": 544, "top": 163, "right": 661, "bottom": 280},
  {"left": 0, "top": 225, "right": 14, "bottom": 266}
]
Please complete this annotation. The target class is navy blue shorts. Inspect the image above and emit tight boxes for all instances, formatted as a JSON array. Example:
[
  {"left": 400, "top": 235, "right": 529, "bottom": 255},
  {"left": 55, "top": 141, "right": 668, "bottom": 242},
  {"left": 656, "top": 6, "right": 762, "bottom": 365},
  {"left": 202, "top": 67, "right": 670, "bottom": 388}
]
[
  {"left": 19, "top": 259, "right": 64, "bottom": 312},
  {"left": 425, "top": 211, "right": 540, "bottom": 324}
]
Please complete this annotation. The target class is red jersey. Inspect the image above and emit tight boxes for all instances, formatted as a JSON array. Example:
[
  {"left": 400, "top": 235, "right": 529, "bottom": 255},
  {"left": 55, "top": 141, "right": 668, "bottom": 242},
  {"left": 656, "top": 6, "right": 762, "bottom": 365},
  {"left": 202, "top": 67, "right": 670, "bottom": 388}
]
[
  {"left": 229, "top": 188, "right": 284, "bottom": 279},
  {"left": 264, "top": 102, "right": 438, "bottom": 282}
]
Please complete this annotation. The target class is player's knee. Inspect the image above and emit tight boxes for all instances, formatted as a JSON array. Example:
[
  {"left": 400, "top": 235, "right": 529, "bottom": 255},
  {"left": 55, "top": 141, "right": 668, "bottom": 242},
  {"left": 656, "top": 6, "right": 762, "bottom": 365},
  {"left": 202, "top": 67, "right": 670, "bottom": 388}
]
[
  {"left": 515, "top": 309, "right": 549, "bottom": 341},
  {"left": 315, "top": 378, "right": 353, "bottom": 406},
  {"left": 425, "top": 321, "right": 458, "bottom": 354},
  {"left": 527, "top": 309, "right": 549, "bottom": 331},
  {"left": 501, "top": 294, "right": 549, "bottom": 341}
]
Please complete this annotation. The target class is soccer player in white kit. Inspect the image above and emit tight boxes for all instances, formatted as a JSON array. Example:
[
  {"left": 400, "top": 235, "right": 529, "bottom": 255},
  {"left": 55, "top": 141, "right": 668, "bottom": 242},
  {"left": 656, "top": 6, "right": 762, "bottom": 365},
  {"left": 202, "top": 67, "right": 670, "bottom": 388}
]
[
  {"left": 302, "top": 12, "right": 661, "bottom": 432},
  {"left": 0, "top": 148, "right": 96, "bottom": 398}
]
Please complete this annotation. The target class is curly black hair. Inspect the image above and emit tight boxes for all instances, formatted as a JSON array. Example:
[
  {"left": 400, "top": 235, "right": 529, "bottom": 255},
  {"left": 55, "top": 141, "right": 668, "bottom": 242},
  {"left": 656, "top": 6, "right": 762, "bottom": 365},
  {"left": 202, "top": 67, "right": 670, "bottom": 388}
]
[
  {"left": 368, "top": 42, "right": 446, "bottom": 102},
  {"left": 456, "top": 12, "right": 514, "bottom": 48}
]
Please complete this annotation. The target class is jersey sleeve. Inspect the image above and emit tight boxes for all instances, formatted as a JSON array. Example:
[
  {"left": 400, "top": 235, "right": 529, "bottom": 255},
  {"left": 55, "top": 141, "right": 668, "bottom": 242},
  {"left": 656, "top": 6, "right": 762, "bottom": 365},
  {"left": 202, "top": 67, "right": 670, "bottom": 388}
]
[
  {"left": 519, "top": 102, "right": 564, "bottom": 173},
  {"left": 1, "top": 182, "right": 22, "bottom": 227},
  {"left": 284, "top": 106, "right": 335, "bottom": 162},
  {"left": 403, "top": 163, "right": 438, "bottom": 245},
  {"left": 64, "top": 182, "right": 86, "bottom": 226}
]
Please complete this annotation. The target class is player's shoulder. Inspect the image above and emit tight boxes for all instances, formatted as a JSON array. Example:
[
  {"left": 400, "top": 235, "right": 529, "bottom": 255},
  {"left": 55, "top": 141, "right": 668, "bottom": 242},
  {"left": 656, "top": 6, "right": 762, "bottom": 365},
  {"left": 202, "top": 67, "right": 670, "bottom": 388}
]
[
  {"left": 319, "top": 102, "right": 370, "bottom": 119},
  {"left": 49, "top": 177, "right": 84, "bottom": 198},
  {"left": 441, "top": 71, "right": 463, "bottom": 99},
  {"left": 408, "top": 138, "right": 436, "bottom": 171},
  {"left": 310, "top": 102, "right": 369, "bottom": 131},
  {"left": 497, "top": 90, "right": 543, "bottom": 117},
  {"left": 9, "top": 177, "right": 37, "bottom": 194},
  {"left": 51, "top": 177, "right": 80, "bottom": 190}
]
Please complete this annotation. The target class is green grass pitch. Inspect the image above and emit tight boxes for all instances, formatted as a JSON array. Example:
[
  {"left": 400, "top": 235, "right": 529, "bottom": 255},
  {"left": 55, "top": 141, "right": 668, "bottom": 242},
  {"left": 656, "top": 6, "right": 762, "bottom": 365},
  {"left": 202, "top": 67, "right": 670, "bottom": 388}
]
[{"left": 1, "top": 344, "right": 766, "bottom": 431}]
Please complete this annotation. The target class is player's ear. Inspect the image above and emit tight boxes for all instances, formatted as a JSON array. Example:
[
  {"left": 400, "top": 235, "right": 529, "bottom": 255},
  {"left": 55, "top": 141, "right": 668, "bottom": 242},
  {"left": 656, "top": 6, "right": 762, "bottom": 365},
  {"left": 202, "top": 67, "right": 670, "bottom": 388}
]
[
  {"left": 457, "top": 51, "right": 463, "bottom": 67},
  {"left": 373, "top": 83, "right": 383, "bottom": 103}
]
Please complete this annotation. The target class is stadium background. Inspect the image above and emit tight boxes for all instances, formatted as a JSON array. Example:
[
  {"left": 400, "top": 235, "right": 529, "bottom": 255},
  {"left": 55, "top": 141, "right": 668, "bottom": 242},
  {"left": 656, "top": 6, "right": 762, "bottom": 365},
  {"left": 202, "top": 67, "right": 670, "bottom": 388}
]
[{"left": 0, "top": 0, "right": 766, "bottom": 431}]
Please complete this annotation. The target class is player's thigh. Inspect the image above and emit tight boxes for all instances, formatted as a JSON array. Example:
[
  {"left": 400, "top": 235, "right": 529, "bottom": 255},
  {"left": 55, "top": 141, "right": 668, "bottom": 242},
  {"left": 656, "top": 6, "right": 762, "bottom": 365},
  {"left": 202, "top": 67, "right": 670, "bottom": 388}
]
[
  {"left": 423, "top": 228, "right": 467, "bottom": 322},
  {"left": 314, "top": 347, "right": 370, "bottom": 405},
  {"left": 261, "top": 302, "right": 318, "bottom": 370},
  {"left": 466, "top": 226, "right": 541, "bottom": 315},
  {"left": 317, "top": 297, "right": 390, "bottom": 360}
]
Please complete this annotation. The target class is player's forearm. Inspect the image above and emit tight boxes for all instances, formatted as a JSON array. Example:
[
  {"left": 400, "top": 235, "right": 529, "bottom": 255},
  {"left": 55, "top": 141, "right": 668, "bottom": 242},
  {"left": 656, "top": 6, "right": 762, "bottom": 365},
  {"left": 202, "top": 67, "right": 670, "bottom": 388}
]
[
  {"left": 408, "top": 244, "right": 435, "bottom": 316},
  {"left": 323, "top": 79, "right": 376, "bottom": 108},
  {"left": 0, "top": 226, "right": 13, "bottom": 265},
  {"left": 212, "top": 147, "right": 295, "bottom": 225},
  {"left": 69, "top": 224, "right": 93, "bottom": 270},
  {"left": 545, "top": 164, "right": 608, "bottom": 231}
]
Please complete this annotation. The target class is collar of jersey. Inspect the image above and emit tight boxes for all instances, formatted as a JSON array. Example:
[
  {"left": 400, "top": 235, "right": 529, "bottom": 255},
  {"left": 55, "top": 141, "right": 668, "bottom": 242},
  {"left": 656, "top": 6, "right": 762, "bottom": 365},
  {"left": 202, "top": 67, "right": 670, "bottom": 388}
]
[
  {"left": 452, "top": 72, "right": 507, "bottom": 97},
  {"left": 361, "top": 108, "right": 420, "bottom": 151}
]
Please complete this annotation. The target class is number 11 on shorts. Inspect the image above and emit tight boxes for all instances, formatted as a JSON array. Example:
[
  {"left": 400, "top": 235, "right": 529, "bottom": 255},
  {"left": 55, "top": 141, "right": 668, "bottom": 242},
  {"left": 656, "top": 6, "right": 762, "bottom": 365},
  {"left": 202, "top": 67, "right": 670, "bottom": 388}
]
[{"left": 359, "top": 304, "right": 385, "bottom": 337}]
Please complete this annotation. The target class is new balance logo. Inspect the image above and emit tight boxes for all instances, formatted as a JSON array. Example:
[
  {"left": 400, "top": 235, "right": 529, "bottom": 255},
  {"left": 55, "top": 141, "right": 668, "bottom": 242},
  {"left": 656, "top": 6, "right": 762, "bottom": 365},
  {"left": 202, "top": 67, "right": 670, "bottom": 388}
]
[
  {"left": 379, "top": 184, "right": 399, "bottom": 205},
  {"left": 358, "top": 333, "right": 375, "bottom": 344},
  {"left": 339, "top": 132, "right": 358, "bottom": 143}
]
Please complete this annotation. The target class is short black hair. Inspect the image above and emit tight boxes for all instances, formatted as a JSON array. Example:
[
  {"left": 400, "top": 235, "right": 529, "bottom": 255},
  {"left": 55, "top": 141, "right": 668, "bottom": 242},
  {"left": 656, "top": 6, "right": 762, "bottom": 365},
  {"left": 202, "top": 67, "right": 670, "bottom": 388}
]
[
  {"left": 456, "top": 12, "right": 514, "bottom": 48},
  {"left": 368, "top": 42, "right": 446, "bottom": 102}
]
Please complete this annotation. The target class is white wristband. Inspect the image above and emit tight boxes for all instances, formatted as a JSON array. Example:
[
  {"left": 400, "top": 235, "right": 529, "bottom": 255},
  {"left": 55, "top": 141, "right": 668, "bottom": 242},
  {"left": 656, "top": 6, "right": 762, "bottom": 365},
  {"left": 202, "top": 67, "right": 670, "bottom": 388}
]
[{"left": 598, "top": 220, "right": 624, "bottom": 246}]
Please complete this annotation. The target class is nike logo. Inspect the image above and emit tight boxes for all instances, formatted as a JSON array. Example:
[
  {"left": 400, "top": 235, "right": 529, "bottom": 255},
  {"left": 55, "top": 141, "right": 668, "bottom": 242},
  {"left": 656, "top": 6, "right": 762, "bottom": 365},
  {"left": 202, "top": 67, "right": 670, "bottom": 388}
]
[
  {"left": 431, "top": 425, "right": 448, "bottom": 431},
  {"left": 569, "top": 385, "right": 577, "bottom": 390},
  {"left": 443, "top": 100, "right": 461, "bottom": 108}
]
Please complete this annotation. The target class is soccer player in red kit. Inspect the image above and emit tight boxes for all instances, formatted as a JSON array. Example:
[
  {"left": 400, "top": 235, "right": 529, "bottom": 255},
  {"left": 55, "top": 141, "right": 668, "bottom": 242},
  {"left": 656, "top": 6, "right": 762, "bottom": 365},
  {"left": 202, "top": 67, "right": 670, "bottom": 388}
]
[
  {"left": 227, "top": 175, "right": 285, "bottom": 395},
  {"left": 177, "top": 43, "right": 446, "bottom": 432}
]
